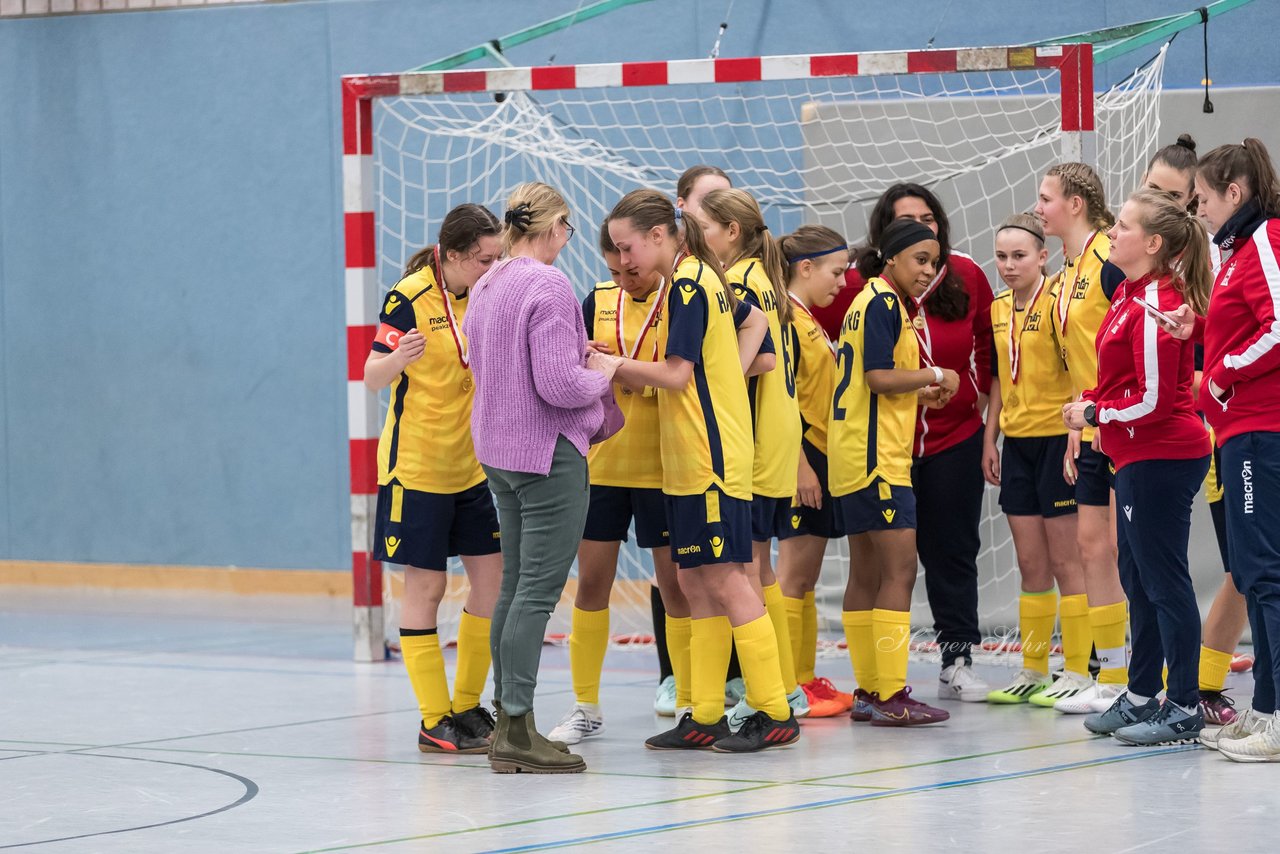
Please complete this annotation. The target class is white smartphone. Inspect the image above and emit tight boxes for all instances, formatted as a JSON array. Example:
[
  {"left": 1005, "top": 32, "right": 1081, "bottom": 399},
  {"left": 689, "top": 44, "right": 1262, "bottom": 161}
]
[{"left": 1134, "top": 295, "right": 1178, "bottom": 327}]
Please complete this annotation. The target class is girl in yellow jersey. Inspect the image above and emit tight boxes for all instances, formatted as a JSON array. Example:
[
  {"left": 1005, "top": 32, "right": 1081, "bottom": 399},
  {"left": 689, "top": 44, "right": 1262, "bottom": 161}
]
[
  {"left": 609, "top": 188, "right": 801, "bottom": 753},
  {"left": 829, "top": 218, "right": 958, "bottom": 727},
  {"left": 1035, "top": 163, "right": 1129, "bottom": 711},
  {"left": 981, "top": 214, "right": 1089, "bottom": 706},
  {"left": 697, "top": 187, "right": 812, "bottom": 725},
  {"left": 774, "top": 225, "right": 856, "bottom": 718},
  {"left": 362, "top": 204, "right": 504, "bottom": 754},
  {"left": 546, "top": 222, "right": 687, "bottom": 745}
]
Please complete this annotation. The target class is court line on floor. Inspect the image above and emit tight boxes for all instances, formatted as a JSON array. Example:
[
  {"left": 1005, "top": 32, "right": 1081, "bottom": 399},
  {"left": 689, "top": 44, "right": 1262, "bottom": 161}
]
[
  {"left": 0, "top": 752, "right": 259, "bottom": 850},
  {"left": 476, "top": 745, "right": 1200, "bottom": 853},
  {"left": 296, "top": 736, "right": 1107, "bottom": 852}
]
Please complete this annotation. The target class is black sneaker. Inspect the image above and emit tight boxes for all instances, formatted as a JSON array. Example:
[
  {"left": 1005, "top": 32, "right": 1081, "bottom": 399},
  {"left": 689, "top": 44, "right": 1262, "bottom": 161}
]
[
  {"left": 453, "top": 705, "right": 496, "bottom": 742},
  {"left": 712, "top": 709, "right": 801, "bottom": 753},
  {"left": 419, "top": 716, "right": 489, "bottom": 754},
  {"left": 644, "top": 711, "right": 730, "bottom": 750}
]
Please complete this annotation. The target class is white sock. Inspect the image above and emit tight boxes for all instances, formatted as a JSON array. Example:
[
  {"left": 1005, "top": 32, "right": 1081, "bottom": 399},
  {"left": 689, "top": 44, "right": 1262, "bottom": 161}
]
[{"left": 1125, "top": 690, "right": 1150, "bottom": 705}]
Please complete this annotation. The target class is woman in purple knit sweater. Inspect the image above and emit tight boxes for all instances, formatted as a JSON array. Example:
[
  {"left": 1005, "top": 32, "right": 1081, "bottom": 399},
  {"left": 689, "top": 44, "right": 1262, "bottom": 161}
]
[{"left": 463, "top": 182, "right": 619, "bottom": 774}]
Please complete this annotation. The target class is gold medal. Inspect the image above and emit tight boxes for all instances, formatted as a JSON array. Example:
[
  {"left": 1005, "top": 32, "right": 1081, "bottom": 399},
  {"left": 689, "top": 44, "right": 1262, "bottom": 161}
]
[
  {"left": 461, "top": 375, "right": 473, "bottom": 393},
  {"left": 912, "top": 315, "right": 926, "bottom": 330}
]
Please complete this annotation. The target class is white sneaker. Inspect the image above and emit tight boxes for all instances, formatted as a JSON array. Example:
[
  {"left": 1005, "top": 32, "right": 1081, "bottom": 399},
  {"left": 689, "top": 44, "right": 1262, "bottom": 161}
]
[
  {"left": 654, "top": 675, "right": 677, "bottom": 716},
  {"left": 1054, "top": 681, "right": 1122, "bottom": 715},
  {"left": 1028, "top": 670, "right": 1095, "bottom": 708},
  {"left": 724, "top": 677, "right": 746, "bottom": 706},
  {"left": 546, "top": 702, "right": 604, "bottom": 745},
  {"left": 726, "top": 698, "right": 755, "bottom": 732},
  {"left": 938, "top": 661, "right": 991, "bottom": 702},
  {"left": 1219, "top": 712, "right": 1280, "bottom": 762},
  {"left": 1201, "top": 707, "right": 1267, "bottom": 749}
]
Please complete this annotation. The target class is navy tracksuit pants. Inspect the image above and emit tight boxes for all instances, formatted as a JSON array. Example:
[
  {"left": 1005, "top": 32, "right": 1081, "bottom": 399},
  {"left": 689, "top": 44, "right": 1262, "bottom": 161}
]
[
  {"left": 1113, "top": 455, "right": 1210, "bottom": 708},
  {"left": 1219, "top": 431, "right": 1280, "bottom": 715}
]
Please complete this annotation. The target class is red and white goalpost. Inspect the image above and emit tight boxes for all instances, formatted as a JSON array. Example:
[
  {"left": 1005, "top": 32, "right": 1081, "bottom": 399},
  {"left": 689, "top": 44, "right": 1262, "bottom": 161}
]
[{"left": 341, "top": 43, "right": 1165, "bottom": 661}]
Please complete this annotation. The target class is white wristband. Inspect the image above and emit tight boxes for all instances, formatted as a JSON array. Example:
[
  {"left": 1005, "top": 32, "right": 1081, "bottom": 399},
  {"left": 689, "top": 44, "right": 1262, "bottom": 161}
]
[{"left": 931, "top": 366, "right": 944, "bottom": 385}]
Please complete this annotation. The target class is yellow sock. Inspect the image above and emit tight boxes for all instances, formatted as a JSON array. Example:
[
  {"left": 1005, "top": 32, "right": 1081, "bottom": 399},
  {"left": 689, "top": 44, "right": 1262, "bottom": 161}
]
[
  {"left": 1200, "top": 645, "right": 1233, "bottom": 692},
  {"left": 667, "top": 615, "right": 692, "bottom": 709},
  {"left": 783, "top": 595, "right": 805, "bottom": 684},
  {"left": 568, "top": 606, "right": 610, "bottom": 706},
  {"left": 762, "top": 584, "right": 798, "bottom": 692},
  {"left": 732, "top": 614, "right": 791, "bottom": 720},
  {"left": 400, "top": 629, "right": 452, "bottom": 728},
  {"left": 691, "top": 616, "right": 733, "bottom": 725},
  {"left": 1162, "top": 664, "right": 1169, "bottom": 691},
  {"left": 1019, "top": 591, "right": 1058, "bottom": 675},
  {"left": 801, "top": 591, "right": 818, "bottom": 685},
  {"left": 1059, "top": 594, "right": 1092, "bottom": 677},
  {"left": 841, "top": 610, "right": 876, "bottom": 694},
  {"left": 872, "top": 608, "right": 911, "bottom": 698},
  {"left": 1090, "top": 601, "right": 1130, "bottom": 685},
  {"left": 451, "top": 611, "right": 492, "bottom": 714}
]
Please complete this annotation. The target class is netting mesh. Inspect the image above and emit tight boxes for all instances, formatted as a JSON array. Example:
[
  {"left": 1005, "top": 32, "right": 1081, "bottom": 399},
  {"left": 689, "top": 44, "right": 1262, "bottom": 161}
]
[{"left": 370, "top": 47, "right": 1166, "bottom": 657}]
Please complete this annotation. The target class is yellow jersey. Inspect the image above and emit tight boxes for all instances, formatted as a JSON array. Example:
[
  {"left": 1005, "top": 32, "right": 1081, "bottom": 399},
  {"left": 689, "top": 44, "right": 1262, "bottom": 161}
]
[
  {"left": 990, "top": 278, "right": 1074, "bottom": 437},
  {"left": 372, "top": 265, "right": 484, "bottom": 494},
  {"left": 729, "top": 258, "right": 800, "bottom": 498},
  {"left": 584, "top": 281, "right": 664, "bottom": 489},
  {"left": 657, "top": 255, "right": 754, "bottom": 500},
  {"left": 789, "top": 293, "right": 836, "bottom": 456},
  {"left": 828, "top": 278, "right": 919, "bottom": 496},
  {"left": 1050, "top": 231, "right": 1119, "bottom": 442}
]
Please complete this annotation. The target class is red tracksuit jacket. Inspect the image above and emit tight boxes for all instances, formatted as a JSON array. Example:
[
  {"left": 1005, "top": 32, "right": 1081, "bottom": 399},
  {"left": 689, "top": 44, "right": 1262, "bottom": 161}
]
[
  {"left": 1083, "top": 272, "right": 1209, "bottom": 470},
  {"left": 814, "top": 252, "right": 993, "bottom": 457},
  {"left": 1201, "top": 219, "right": 1280, "bottom": 444}
]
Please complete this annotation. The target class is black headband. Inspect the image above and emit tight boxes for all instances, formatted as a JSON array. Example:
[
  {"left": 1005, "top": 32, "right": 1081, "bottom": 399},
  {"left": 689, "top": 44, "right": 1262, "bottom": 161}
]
[
  {"left": 996, "top": 223, "right": 1045, "bottom": 243},
  {"left": 879, "top": 220, "right": 938, "bottom": 261}
]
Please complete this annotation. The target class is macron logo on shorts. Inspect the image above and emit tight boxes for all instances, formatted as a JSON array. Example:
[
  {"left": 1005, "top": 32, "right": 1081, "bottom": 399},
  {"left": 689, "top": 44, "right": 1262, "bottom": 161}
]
[
  {"left": 1243, "top": 460, "right": 1255, "bottom": 515},
  {"left": 881, "top": 509, "right": 895, "bottom": 524},
  {"left": 710, "top": 536, "right": 725, "bottom": 558},
  {"left": 1123, "top": 505, "right": 1133, "bottom": 521},
  {"left": 384, "top": 536, "right": 401, "bottom": 557}
]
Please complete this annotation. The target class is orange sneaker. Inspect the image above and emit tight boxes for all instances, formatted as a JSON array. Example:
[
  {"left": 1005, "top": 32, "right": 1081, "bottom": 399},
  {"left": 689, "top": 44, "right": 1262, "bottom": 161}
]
[
  {"left": 803, "top": 677, "right": 854, "bottom": 712},
  {"left": 801, "top": 681, "right": 848, "bottom": 718}
]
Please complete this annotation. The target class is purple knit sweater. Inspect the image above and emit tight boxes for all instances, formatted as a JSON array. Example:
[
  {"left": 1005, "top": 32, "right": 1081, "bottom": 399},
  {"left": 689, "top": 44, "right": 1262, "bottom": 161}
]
[{"left": 464, "top": 256, "right": 609, "bottom": 475}]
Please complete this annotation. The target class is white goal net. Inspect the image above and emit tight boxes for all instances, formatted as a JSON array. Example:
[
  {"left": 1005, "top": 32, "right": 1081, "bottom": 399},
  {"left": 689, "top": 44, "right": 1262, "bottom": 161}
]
[{"left": 364, "top": 44, "right": 1166, "bottom": 656}]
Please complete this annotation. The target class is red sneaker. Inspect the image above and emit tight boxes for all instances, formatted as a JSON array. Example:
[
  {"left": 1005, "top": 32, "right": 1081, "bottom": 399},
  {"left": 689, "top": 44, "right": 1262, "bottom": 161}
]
[
  {"left": 1199, "top": 690, "right": 1239, "bottom": 726},
  {"left": 869, "top": 686, "right": 951, "bottom": 727},
  {"left": 801, "top": 681, "right": 848, "bottom": 718}
]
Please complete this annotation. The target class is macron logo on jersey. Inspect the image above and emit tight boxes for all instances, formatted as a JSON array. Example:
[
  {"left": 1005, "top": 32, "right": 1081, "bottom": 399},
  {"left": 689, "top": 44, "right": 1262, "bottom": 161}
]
[{"left": 1220, "top": 261, "right": 1236, "bottom": 289}]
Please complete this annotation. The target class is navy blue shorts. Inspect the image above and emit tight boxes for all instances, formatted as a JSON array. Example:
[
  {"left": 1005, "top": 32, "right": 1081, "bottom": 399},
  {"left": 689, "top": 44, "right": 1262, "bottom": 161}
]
[
  {"left": 665, "top": 487, "right": 753, "bottom": 569},
  {"left": 373, "top": 480, "right": 500, "bottom": 569},
  {"left": 750, "top": 495, "right": 792, "bottom": 543},
  {"left": 834, "top": 479, "right": 917, "bottom": 535},
  {"left": 582, "top": 485, "right": 670, "bottom": 548},
  {"left": 1000, "top": 435, "right": 1078, "bottom": 518},
  {"left": 785, "top": 440, "right": 844, "bottom": 540},
  {"left": 1075, "top": 443, "right": 1115, "bottom": 507}
]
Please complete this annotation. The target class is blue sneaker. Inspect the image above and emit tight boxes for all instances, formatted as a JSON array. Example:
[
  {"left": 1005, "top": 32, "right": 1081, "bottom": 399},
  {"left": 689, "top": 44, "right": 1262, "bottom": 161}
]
[
  {"left": 1113, "top": 701, "right": 1204, "bottom": 746},
  {"left": 1084, "top": 692, "right": 1160, "bottom": 735},
  {"left": 724, "top": 677, "right": 746, "bottom": 706},
  {"left": 654, "top": 675, "right": 677, "bottom": 717},
  {"left": 787, "top": 685, "right": 811, "bottom": 719}
]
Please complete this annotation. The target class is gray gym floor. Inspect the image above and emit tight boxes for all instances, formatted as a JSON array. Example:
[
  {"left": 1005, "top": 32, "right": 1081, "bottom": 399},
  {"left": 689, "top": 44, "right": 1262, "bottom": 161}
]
[{"left": 1, "top": 589, "right": 1273, "bottom": 853}]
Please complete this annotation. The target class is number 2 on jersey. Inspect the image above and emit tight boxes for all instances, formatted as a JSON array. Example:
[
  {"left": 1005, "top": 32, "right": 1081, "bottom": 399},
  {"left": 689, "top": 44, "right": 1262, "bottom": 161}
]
[{"left": 832, "top": 341, "right": 855, "bottom": 421}]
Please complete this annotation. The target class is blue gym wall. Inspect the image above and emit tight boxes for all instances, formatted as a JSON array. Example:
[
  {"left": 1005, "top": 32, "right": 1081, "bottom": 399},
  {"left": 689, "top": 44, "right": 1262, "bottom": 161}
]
[{"left": 0, "top": 0, "right": 1274, "bottom": 571}]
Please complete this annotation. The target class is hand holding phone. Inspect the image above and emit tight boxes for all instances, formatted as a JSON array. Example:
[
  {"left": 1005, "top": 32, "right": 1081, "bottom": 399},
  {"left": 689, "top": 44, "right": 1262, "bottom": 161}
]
[{"left": 1134, "top": 295, "right": 1178, "bottom": 328}]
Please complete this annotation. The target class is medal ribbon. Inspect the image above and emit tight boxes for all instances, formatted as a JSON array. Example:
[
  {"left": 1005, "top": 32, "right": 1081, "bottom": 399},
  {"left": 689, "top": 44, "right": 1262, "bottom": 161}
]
[
  {"left": 616, "top": 278, "right": 667, "bottom": 361},
  {"left": 1054, "top": 230, "right": 1099, "bottom": 337},
  {"left": 788, "top": 292, "right": 836, "bottom": 359},
  {"left": 435, "top": 245, "right": 470, "bottom": 369},
  {"left": 1008, "top": 275, "right": 1047, "bottom": 386}
]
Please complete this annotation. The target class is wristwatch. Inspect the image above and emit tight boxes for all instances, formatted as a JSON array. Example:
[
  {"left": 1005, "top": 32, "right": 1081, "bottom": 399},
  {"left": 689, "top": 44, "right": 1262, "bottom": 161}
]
[{"left": 1083, "top": 402, "right": 1098, "bottom": 428}]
